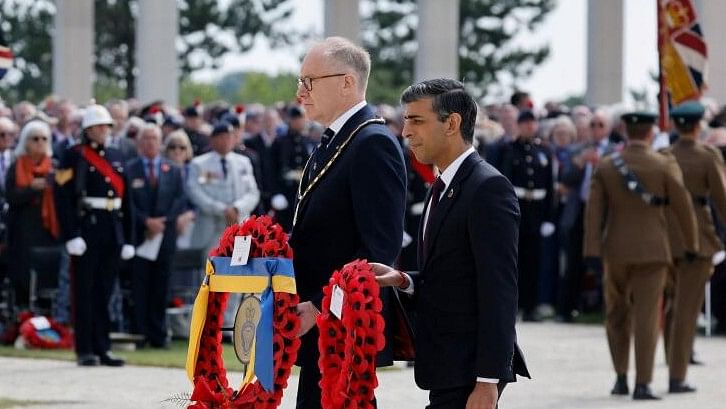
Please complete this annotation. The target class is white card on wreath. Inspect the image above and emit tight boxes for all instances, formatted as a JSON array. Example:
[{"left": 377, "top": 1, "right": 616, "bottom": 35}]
[
  {"left": 331, "top": 285, "right": 344, "bottom": 320},
  {"left": 231, "top": 235, "right": 252, "bottom": 266},
  {"left": 30, "top": 316, "right": 51, "bottom": 331}
]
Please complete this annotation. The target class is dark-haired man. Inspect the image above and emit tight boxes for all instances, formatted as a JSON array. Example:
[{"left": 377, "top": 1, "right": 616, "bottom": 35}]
[{"left": 373, "top": 78, "right": 529, "bottom": 409}]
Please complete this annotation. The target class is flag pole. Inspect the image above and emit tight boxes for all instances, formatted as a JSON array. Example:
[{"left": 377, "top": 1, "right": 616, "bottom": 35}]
[{"left": 657, "top": 0, "right": 669, "bottom": 131}]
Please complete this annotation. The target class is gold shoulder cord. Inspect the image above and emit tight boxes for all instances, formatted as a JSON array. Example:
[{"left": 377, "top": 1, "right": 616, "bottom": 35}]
[{"left": 292, "top": 117, "right": 385, "bottom": 227}]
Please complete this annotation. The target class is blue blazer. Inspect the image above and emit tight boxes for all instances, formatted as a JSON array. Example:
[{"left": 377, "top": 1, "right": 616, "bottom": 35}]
[
  {"left": 290, "top": 104, "right": 407, "bottom": 367},
  {"left": 414, "top": 152, "right": 530, "bottom": 389},
  {"left": 126, "top": 157, "right": 186, "bottom": 254}
]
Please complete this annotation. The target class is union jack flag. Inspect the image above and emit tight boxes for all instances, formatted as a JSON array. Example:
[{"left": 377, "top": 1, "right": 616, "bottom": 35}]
[
  {"left": 658, "top": 0, "right": 708, "bottom": 128},
  {"left": 0, "top": 31, "right": 12, "bottom": 81}
]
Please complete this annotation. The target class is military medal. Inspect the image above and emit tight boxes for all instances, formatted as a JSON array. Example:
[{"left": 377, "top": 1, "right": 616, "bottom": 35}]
[{"left": 233, "top": 294, "right": 262, "bottom": 375}]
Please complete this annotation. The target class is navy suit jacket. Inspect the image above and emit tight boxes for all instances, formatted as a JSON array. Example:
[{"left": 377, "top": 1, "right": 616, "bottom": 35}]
[
  {"left": 126, "top": 157, "right": 186, "bottom": 254},
  {"left": 414, "top": 152, "right": 530, "bottom": 389},
  {"left": 290, "top": 104, "right": 407, "bottom": 367}
]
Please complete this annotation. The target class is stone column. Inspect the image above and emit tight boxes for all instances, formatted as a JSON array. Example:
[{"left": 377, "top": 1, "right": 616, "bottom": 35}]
[
  {"left": 698, "top": 1, "right": 726, "bottom": 104},
  {"left": 324, "top": 0, "right": 360, "bottom": 43},
  {"left": 53, "top": 0, "right": 94, "bottom": 104},
  {"left": 135, "top": 0, "right": 178, "bottom": 105},
  {"left": 585, "top": 0, "right": 624, "bottom": 105},
  {"left": 415, "top": 0, "right": 459, "bottom": 82}
]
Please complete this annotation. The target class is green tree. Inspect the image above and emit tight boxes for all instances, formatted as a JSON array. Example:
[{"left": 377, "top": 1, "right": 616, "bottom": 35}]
[
  {"left": 0, "top": 0, "right": 298, "bottom": 102},
  {"left": 0, "top": 0, "right": 54, "bottom": 103},
  {"left": 234, "top": 71, "right": 298, "bottom": 105},
  {"left": 362, "top": 0, "right": 555, "bottom": 101},
  {"left": 180, "top": 78, "right": 220, "bottom": 107}
]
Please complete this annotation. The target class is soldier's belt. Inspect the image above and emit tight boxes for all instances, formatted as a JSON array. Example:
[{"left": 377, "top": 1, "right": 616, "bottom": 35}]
[
  {"left": 83, "top": 197, "right": 122, "bottom": 211},
  {"left": 514, "top": 187, "right": 547, "bottom": 201}
]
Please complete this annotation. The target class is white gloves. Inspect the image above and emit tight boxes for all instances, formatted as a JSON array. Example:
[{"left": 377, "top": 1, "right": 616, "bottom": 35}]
[
  {"left": 713, "top": 250, "right": 726, "bottom": 266},
  {"left": 540, "top": 222, "right": 556, "bottom": 238},
  {"left": 121, "top": 244, "right": 135, "bottom": 260},
  {"left": 271, "top": 194, "right": 289, "bottom": 211},
  {"left": 65, "top": 237, "right": 87, "bottom": 256}
]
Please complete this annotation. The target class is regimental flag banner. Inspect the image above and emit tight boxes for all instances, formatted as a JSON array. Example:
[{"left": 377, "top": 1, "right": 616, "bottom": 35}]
[
  {"left": 658, "top": 0, "right": 708, "bottom": 127},
  {"left": 0, "top": 31, "right": 12, "bottom": 80}
]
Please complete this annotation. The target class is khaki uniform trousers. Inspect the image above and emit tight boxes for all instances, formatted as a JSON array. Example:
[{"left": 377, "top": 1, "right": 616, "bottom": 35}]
[
  {"left": 668, "top": 258, "right": 713, "bottom": 380},
  {"left": 604, "top": 261, "right": 668, "bottom": 384}
]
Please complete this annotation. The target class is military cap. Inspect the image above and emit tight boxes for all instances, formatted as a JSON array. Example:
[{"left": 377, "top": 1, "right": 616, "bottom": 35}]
[
  {"left": 621, "top": 111, "right": 657, "bottom": 125},
  {"left": 221, "top": 113, "right": 241, "bottom": 128},
  {"left": 670, "top": 101, "right": 705, "bottom": 125},
  {"left": 517, "top": 110, "right": 536, "bottom": 123},
  {"left": 162, "top": 115, "right": 182, "bottom": 129},
  {"left": 182, "top": 105, "right": 200, "bottom": 118},
  {"left": 211, "top": 121, "right": 232, "bottom": 137},
  {"left": 288, "top": 105, "right": 304, "bottom": 119}
]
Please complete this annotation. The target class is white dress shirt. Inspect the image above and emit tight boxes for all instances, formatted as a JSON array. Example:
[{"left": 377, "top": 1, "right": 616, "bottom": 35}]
[{"left": 325, "top": 100, "right": 368, "bottom": 145}]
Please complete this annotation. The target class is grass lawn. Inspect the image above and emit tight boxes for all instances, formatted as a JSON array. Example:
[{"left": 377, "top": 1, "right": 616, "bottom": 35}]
[
  {"left": 0, "top": 399, "right": 49, "bottom": 408},
  {"left": 0, "top": 340, "right": 247, "bottom": 370}
]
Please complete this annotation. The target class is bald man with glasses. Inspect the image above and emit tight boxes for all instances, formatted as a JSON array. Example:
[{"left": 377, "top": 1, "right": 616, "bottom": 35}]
[{"left": 290, "top": 36, "right": 407, "bottom": 409}]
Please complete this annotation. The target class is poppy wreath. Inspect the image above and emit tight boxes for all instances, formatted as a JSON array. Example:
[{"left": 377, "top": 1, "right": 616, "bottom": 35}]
[
  {"left": 18, "top": 315, "right": 73, "bottom": 349},
  {"left": 317, "top": 259, "right": 385, "bottom": 409},
  {"left": 187, "top": 215, "right": 301, "bottom": 409}
]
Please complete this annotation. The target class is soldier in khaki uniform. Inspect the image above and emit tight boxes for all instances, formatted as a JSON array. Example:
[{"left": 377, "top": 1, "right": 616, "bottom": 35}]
[
  {"left": 662, "top": 101, "right": 726, "bottom": 393},
  {"left": 584, "top": 112, "right": 698, "bottom": 400}
]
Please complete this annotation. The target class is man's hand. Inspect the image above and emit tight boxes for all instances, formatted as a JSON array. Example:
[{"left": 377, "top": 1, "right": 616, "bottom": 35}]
[
  {"left": 145, "top": 217, "right": 166, "bottom": 236},
  {"left": 296, "top": 301, "right": 319, "bottom": 337},
  {"left": 176, "top": 210, "right": 195, "bottom": 234},
  {"left": 466, "top": 382, "right": 498, "bottom": 409},
  {"left": 369, "top": 262, "right": 404, "bottom": 287},
  {"left": 224, "top": 207, "right": 239, "bottom": 226}
]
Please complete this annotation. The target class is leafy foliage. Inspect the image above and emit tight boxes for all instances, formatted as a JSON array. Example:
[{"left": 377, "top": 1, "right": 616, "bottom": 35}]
[
  {"left": 361, "top": 0, "right": 556, "bottom": 102},
  {"left": 1, "top": 0, "right": 297, "bottom": 102}
]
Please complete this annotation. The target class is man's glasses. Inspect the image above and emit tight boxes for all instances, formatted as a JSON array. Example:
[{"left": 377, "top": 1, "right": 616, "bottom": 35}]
[
  {"left": 31, "top": 135, "right": 48, "bottom": 142},
  {"left": 590, "top": 122, "right": 605, "bottom": 129},
  {"left": 0, "top": 132, "right": 13, "bottom": 138},
  {"left": 168, "top": 144, "right": 187, "bottom": 151},
  {"left": 297, "top": 73, "right": 346, "bottom": 92}
]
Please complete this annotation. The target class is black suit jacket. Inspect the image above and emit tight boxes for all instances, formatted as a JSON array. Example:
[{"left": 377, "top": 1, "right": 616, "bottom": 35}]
[
  {"left": 126, "top": 157, "right": 186, "bottom": 254},
  {"left": 290, "top": 104, "right": 407, "bottom": 367},
  {"left": 414, "top": 152, "right": 530, "bottom": 390}
]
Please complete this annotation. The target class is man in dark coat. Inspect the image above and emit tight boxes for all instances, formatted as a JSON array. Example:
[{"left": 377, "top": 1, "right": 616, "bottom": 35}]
[
  {"left": 126, "top": 124, "right": 186, "bottom": 348},
  {"left": 290, "top": 36, "right": 407, "bottom": 409},
  {"left": 372, "top": 79, "right": 529, "bottom": 409}
]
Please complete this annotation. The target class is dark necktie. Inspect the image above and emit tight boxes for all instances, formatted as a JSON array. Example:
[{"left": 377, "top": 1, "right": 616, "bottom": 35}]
[
  {"left": 220, "top": 157, "right": 228, "bottom": 179},
  {"left": 0, "top": 153, "right": 5, "bottom": 189},
  {"left": 147, "top": 160, "right": 157, "bottom": 188},
  {"left": 424, "top": 177, "right": 446, "bottom": 245},
  {"left": 320, "top": 128, "right": 334, "bottom": 149}
]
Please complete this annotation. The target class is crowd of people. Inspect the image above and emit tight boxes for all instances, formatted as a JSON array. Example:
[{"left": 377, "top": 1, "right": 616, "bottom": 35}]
[{"left": 1, "top": 53, "right": 725, "bottom": 401}]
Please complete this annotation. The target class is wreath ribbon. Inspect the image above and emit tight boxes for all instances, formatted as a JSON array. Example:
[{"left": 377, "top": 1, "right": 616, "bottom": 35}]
[{"left": 186, "top": 256, "right": 296, "bottom": 392}]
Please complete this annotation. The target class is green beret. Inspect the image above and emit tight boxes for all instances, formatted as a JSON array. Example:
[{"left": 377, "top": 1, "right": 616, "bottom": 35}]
[
  {"left": 621, "top": 111, "right": 657, "bottom": 125},
  {"left": 670, "top": 101, "right": 704, "bottom": 125}
]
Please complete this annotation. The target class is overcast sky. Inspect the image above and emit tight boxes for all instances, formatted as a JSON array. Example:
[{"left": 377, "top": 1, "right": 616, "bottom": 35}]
[{"left": 195, "top": 0, "right": 660, "bottom": 106}]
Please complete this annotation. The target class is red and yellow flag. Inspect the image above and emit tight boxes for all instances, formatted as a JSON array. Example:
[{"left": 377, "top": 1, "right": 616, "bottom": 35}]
[{"left": 658, "top": 0, "right": 708, "bottom": 129}]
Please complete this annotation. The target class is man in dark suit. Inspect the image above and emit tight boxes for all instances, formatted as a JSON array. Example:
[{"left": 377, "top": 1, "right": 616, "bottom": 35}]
[
  {"left": 290, "top": 36, "right": 407, "bottom": 409},
  {"left": 126, "top": 124, "right": 186, "bottom": 348},
  {"left": 372, "top": 79, "right": 530, "bottom": 409}
]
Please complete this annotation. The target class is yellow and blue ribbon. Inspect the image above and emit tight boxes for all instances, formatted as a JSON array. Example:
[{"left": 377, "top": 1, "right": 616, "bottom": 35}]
[{"left": 187, "top": 257, "right": 295, "bottom": 392}]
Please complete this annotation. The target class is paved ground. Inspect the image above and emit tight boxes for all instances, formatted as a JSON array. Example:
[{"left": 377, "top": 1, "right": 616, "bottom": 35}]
[{"left": 1, "top": 322, "right": 724, "bottom": 409}]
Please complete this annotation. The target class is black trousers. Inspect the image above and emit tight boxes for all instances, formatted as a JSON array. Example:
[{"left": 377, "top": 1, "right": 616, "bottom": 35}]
[
  {"left": 72, "top": 231, "right": 120, "bottom": 356},
  {"left": 427, "top": 382, "right": 506, "bottom": 409},
  {"left": 557, "top": 206, "right": 585, "bottom": 317},
  {"left": 131, "top": 255, "right": 171, "bottom": 346}
]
